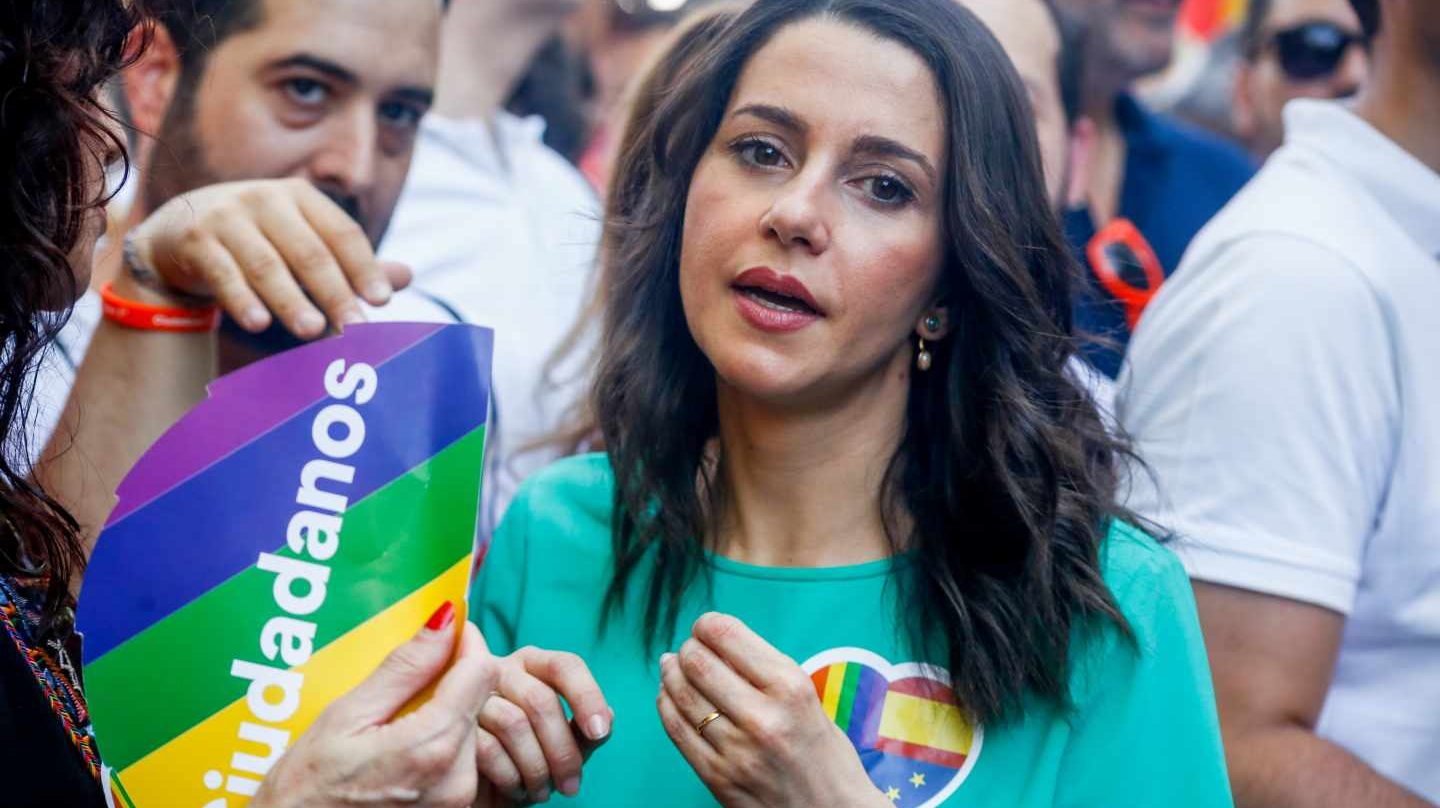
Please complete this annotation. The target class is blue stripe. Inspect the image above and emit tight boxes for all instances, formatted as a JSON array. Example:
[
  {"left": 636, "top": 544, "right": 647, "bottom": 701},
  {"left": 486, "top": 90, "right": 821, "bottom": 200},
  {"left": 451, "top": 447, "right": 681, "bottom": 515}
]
[{"left": 79, "top": 326, "right": 493, "bottom": 663}]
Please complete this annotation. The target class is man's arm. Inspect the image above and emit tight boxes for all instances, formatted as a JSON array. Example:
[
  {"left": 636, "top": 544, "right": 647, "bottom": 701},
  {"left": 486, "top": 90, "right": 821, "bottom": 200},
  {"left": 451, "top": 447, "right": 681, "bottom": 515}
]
[
  {"left": 35, "top": 279, "right": 214, "bottom": 548},
  {"left": 431, "top": 0, "right": 572, "bottom": 121},
  {"left": 1196, "top": 583, "right": 1435, "bottom": 808}
]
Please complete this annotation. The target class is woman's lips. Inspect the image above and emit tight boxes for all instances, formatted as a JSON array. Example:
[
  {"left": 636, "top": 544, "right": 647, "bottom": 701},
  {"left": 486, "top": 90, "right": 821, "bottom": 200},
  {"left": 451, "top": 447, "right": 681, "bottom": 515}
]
[
  {"left": 732, "top": 288, "right": 822, "bottom": 333},
  {"left": 731, "top": 267, "right": 824, "bottom": 333}
]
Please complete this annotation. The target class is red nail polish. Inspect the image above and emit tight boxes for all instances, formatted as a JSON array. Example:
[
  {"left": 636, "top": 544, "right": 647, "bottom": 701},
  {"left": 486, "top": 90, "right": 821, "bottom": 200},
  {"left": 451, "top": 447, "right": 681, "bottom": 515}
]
[{"left": 425, "top": 601, "right": 455, "bottom": 632}]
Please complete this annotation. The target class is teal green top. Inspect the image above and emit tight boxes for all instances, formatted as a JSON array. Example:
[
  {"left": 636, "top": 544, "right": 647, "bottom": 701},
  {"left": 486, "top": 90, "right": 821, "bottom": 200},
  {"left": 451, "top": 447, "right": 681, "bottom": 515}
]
[{"left": 471, "top": 454, "right": 1234, "bottom": 807}]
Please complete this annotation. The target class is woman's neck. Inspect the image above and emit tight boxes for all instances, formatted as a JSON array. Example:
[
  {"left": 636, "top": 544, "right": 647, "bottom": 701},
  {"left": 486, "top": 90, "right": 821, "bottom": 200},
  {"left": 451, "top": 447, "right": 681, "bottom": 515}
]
[{"left": 711, "top": 362, "right": 911, "bottom": 569}]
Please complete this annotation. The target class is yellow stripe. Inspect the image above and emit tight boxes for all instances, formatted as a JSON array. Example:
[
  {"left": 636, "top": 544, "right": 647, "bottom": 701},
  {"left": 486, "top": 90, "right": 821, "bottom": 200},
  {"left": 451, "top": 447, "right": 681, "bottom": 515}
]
[
  {"left": 116, "top": 558, "right": 472, "bottom": 806},
  {"left": 877, "top": 691, "right": 974, "bottom": 756},
  {"left": 821, "top": 663, "right": 846, "bottom": 718}
]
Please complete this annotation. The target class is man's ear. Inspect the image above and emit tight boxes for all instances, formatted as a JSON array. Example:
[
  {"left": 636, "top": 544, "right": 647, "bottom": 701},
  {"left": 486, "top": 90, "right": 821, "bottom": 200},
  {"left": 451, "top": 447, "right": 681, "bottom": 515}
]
[
  {"left": 1063, "top": 115, "right": 1097, "bottom": 211},
  {"left": 124, "top": 23, "right": 183, "bottom": 139}
]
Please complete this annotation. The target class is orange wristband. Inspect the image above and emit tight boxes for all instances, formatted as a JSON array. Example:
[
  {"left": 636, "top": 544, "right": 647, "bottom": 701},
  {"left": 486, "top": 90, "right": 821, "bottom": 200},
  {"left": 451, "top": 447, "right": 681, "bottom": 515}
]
[{"left": 100, "top": 282, "right": 220, "bottom": 333}]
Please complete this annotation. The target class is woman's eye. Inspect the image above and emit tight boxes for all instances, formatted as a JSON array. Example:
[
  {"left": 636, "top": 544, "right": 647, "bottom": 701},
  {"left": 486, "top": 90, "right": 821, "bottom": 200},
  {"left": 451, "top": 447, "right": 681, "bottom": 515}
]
[
  {"left": 284, "top": 78, "right": 329, "bottom": 106},
  {"left": 736, "top": 139, "right": 789, "bottom": 169},
  {"left": 864, "top": 175, "right": 915, "bottom": 206}
]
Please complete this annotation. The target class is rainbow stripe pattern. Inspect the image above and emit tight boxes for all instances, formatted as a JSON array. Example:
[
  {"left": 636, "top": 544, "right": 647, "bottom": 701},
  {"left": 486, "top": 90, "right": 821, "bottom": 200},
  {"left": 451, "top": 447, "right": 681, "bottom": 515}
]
[
  {"left": 78, "top": 323, "right": 493, "bottom": 808},
  {"left": 807, "top": 649, "right": 982, "bottom": 807}
]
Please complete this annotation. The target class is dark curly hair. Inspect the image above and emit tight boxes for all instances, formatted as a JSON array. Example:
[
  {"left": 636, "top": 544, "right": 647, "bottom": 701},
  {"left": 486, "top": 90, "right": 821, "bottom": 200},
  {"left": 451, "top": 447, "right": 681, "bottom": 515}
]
[
  {"left": 0, "top": 0, "right": 147, "bottom": 632},
  {"left": 597, "top": 0, "right": 1136, "bottom": 724}
]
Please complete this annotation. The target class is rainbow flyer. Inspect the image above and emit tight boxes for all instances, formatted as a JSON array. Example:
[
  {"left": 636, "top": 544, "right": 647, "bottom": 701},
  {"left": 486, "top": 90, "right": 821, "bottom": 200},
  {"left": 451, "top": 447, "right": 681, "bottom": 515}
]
[{"left": 77, "top": 322, "right": 493, "bottom": 807}]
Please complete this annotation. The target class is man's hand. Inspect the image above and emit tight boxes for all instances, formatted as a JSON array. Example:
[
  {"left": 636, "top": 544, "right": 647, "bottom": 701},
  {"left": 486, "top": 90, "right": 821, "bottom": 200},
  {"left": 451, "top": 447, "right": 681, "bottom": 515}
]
[{"left": 127, "top": 178, "right": 412, "bottom": 338}]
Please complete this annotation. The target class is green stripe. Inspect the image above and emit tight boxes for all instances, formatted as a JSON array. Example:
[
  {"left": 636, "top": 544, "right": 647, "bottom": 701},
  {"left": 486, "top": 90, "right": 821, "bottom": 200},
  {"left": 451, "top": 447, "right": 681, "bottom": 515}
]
[
  {"left": 835, "top": 662, "right": 861, "bottom": 731},
  {"left": 111, "top": 771, "right": 138, "bottom": 808},
  {"left": 86, "top": 425, "right": 486, "bottom": 771}
]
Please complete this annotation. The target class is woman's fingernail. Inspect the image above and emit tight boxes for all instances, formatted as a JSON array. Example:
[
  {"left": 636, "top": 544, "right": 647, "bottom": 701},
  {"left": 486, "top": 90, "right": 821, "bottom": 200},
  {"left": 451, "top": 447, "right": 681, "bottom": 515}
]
[
  {"left": 559, "top": 777, "right": 580, "bottom": 797},
  {"left": 587, "top": 714, "right": 609, "bottom": 740},
  {"left": 534, "top": 786, "right": 551, "bottom": 802},
  {"left": 424, "top": 601, "right": 455, "bottom": 632},
  {"left": 660, "top": 652, "right": 676, "bottom": 667}
]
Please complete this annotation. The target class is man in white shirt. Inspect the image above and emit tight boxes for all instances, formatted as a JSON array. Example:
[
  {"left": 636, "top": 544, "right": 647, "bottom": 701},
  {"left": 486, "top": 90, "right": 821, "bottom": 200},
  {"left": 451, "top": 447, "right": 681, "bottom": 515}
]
[
  {"left": 1119, "top": 0, "right": 1440, "bottom": 804},
  {"left": 370, "top": 0, "right": 600, "bottom": 535}
]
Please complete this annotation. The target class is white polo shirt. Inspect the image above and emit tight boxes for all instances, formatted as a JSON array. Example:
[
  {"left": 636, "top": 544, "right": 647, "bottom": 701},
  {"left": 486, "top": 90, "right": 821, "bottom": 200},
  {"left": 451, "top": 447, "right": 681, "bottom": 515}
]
[
  {"left": 371, "top": 112, "right": 601, "bottom": 539},
  {"left": 1119, "top": 99, "right": 1440, "bottom": 800}
]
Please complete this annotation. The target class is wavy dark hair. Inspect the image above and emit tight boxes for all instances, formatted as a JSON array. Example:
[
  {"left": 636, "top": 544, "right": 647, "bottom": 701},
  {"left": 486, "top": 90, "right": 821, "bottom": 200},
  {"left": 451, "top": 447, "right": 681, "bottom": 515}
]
[
  {"left": 538, "top": 4, "right": 742, "bottom": 459},
  {"left": 596, "top": 0, "right": 1137, "bottom": 724},
  {"left": 1, "top": 0, "right": 146, "bottom": 632}
]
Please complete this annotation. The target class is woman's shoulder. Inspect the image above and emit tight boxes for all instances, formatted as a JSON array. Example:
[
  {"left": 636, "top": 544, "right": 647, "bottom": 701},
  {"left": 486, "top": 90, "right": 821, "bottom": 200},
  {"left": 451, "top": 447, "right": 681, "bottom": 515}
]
[
  {"left": 1091, "top": 519, "right": 1201, "bottom": 647},
  {"left": 1097, "top": 519, "right": 1188, "bottom": 600},
  {"left": 494, "top": 453, "right": 617, "bottom": 550},
  {"left": 509, "top": 452, "right": 616, "bottom": 513}
]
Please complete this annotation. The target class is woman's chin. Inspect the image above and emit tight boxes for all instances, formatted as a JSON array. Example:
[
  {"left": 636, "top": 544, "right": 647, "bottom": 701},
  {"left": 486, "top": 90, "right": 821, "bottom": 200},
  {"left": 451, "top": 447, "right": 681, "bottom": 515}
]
[{"left": 712, "top": 353, "right": 820, "bottom": 406}]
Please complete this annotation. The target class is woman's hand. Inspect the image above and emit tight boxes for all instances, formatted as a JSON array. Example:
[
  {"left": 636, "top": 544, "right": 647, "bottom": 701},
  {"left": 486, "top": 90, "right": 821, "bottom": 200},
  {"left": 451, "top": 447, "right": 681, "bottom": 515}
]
[
  {"left": 249, "top": 602, "right": 495, "bottom": 808},
  {"left": 472, "top": 646, "right": 614, "bottom": 805},
  {"left": 657, "top": 613, "right": 889, "bottom": 808}
]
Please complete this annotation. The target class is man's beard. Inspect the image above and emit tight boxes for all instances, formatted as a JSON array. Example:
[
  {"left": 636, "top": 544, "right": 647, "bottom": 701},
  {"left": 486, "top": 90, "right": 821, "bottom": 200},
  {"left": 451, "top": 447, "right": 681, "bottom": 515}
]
[{"left": 142, "top": 84, "right": 223, "bottom": 217}]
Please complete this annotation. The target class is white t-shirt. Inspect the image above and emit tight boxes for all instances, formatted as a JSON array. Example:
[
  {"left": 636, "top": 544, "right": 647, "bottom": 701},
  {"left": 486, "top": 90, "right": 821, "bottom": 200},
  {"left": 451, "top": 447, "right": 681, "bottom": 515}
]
[
  {"left": 371, "top": 112, "right": 601, "bottom": 538},
  {"left": 25, "top": 291, "right": 101, "bottom": 466},
  {"left": 1119, "top": 100, "right": 1440, "bottom": 799}
]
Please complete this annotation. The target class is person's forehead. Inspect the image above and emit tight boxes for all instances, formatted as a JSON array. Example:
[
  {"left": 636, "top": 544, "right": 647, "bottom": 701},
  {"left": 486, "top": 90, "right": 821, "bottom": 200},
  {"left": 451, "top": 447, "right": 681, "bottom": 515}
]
[
  {"left": 732, "top": 20, "right": 944, "bottom": 158},
  {"left": 226, "top": 0, "right": 442, "bottom": 86},
  {"left": 959, "top": 0, "right": 1062, "bottom": 101},
  {"left": 1264, "top": 0, "right": 1363, "bottom": 30}
]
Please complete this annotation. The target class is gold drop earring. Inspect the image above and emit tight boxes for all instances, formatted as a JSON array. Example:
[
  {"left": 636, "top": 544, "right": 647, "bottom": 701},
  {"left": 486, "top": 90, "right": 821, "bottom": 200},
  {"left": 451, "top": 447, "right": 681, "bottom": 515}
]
[{"left": 916, "top": 315, "right": 941, "bottom": 372}]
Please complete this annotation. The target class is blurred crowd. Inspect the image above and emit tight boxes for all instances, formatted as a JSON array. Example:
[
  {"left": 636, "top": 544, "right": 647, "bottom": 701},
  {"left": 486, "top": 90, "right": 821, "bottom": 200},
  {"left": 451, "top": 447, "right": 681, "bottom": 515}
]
[{"left": 2, "top": 0, "right": 1436, "bottom": 805}]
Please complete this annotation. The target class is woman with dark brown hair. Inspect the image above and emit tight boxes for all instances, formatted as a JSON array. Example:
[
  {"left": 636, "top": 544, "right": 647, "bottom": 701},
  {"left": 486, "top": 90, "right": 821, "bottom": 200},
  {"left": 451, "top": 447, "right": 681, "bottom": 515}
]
[
  {"left": 0, "top": 3, "right": 495, "bottom": 805},
  {"left": 466, "top": 0, "right": 1233, "bottom": 806}
]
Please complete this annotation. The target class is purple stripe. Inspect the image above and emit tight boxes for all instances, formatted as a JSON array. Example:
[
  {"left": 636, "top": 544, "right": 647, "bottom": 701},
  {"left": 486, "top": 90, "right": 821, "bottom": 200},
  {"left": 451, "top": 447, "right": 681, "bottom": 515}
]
[
  {"left": 107, "top": 322, "right": 445, "bottom": 527},
  {"left": 855, "top": 668, "right": 887, "bottom": 747}
]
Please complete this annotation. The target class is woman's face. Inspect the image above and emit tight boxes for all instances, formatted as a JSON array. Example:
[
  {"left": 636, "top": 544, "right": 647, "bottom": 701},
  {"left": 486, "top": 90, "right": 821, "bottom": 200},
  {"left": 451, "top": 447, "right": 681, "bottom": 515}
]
[
  {"left": 679, "top": 18, "right": 947, "bottom": 408},
  {"left": 64, "top": 102, "right": 126, "bottom": 302}
]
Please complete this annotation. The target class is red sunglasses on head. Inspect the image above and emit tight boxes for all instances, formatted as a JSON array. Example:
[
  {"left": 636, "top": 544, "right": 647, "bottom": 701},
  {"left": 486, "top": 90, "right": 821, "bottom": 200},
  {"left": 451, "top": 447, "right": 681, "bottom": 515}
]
[{"left": 1085, "top": 218, "right": 1165, "bottom": 332}]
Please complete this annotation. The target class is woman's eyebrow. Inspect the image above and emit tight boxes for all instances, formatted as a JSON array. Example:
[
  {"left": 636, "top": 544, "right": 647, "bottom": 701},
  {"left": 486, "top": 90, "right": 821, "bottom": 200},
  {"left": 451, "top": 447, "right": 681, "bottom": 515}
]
[
  {"left": 730, "top": 103, "right": 936, "bottom": 182},
  {"left": 731, "top": 103, "right": 808, "bottom": 135},
  {"left": 852, "top": 134, "right": 936, "bottom": 183}
]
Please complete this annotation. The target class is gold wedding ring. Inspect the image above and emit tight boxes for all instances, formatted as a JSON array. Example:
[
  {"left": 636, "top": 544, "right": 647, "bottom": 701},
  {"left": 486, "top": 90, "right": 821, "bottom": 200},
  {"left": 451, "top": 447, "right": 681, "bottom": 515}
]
[{"left": 696, "top": 710, "right": 724, "bottom": 737}]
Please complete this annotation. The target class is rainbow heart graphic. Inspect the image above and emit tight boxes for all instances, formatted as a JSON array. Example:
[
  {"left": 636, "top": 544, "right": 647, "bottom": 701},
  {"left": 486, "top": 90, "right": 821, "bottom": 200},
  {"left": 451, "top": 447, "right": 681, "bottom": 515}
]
[
  {"left": 804, "top": 648, "right": 983, "bottom": 807},
  {"left": 78, "top": 323, "right": 493, "bottom": 807}
]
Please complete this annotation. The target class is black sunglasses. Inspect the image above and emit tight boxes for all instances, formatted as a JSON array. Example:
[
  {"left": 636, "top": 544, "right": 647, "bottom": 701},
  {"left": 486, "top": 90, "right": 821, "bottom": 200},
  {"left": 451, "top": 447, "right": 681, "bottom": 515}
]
[{"left": 1269, "top": 21, "right": 1368, "bottom": 81}]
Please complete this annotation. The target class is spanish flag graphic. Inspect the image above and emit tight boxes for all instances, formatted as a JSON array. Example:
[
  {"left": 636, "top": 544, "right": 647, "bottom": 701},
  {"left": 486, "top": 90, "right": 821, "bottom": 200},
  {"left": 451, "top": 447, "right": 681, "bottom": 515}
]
[{"left": 806, "top": 648, "right": 983, "bottom": 807}]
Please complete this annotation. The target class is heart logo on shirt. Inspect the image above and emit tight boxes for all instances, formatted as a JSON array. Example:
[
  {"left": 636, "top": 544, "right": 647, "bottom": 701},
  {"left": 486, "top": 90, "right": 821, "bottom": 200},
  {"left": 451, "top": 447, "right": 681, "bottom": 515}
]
[{"left": 803, "top": 648, "right": 983, "bottom": 807}]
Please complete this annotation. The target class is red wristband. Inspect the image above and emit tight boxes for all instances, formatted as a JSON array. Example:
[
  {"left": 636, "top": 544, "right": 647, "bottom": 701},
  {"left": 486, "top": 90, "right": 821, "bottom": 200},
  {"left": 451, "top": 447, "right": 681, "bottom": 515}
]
[{"left": 100, "top": 282, "right": 221, "bottom": 333}]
